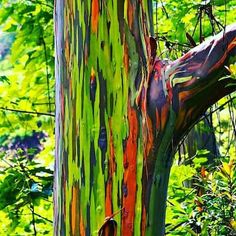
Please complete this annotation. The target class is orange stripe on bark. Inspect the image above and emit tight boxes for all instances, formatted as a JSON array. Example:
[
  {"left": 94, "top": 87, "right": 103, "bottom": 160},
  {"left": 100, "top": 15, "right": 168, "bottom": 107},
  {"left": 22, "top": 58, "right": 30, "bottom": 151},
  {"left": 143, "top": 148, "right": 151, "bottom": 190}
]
[
  {"left": 91, "top": 0, "right": 99, "bottom": 33},
  {"left": 122, "top": 105, "right": 138, "bottom": 236},
  {"left": 227, "top": 37, "right": 236, "bottom": 51},
  {"left": 71, "top": 185, "right": 79, "bottom": 236},
  {"left": 178, "top": 89, "right": 194, "bottom": 104},
  {"left": 79, "top": 212, "right": 86, "bottom": 236}
]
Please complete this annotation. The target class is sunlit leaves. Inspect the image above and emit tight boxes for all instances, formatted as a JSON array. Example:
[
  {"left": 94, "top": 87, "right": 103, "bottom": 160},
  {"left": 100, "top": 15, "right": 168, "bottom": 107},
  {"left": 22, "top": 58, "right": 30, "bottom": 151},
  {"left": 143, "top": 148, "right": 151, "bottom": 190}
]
[
  {"left": 0, "top": 151, "right": 53, "bottom": 234},
  {"left": 167, "top": 157, "right": 236, "bottom": 235},
  {"left": 181, "top": 12, "right": 195, "bottom": 25},
  {"left": 0, "top": 0, "right": 54, "bottom": 234}
]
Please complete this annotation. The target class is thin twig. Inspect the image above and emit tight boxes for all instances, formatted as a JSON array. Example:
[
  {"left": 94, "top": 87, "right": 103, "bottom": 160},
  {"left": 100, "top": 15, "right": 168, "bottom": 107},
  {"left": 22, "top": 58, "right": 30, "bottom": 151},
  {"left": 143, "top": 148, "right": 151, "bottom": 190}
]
[
  {"left": 160, "top": 0, "right": 169, "bottom": 18},
  {"left": 166, "top": 221, "right": 187, "bottom": 234},
  {"left": 34, "top": 212, "right": 53, "bottom": 223},
  {"left": 30, "top": 204, "right": 37, "bottom": 236},
  {"left": 155, "top": 36, "right": 190, "bottom": 48},
  {"left": 0, "top": 107, "right": 55, "bottom": 117},
  {"left": 27, "top": 0, "right": 53, "bottom": 9},
  {"left": 32, "top": 102, "right": 54, "bottom": 106}
]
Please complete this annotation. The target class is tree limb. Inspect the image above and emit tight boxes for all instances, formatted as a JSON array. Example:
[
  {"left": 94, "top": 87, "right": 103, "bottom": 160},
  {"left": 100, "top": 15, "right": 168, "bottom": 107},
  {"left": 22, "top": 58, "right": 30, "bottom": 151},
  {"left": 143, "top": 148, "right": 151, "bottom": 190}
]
[
  {"left": 166, "top": 23, "right": 236, "bottom": 145},
  {"left": 0, "top": 107, "right": 55, "bottom": 117}
]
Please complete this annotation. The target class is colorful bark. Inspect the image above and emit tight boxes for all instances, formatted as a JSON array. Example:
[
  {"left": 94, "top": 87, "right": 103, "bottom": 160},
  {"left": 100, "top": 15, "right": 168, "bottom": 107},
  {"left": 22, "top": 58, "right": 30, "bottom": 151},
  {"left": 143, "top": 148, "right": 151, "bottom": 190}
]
[
  {"left": 55, "top": 1, "right": 149, "bottom": 235},
  {"left": 122, "top": 105, "right": 138, "bottom": 235},
  {"left": 55, "top": 0, "right": 236, "bottom": 235}
]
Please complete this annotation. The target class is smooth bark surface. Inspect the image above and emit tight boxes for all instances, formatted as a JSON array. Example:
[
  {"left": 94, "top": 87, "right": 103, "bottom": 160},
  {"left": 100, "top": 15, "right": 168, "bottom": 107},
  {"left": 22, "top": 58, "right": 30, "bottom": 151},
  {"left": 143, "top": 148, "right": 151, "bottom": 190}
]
[{"left": 54, "top": 1, "right": 236, "bottom": 235}]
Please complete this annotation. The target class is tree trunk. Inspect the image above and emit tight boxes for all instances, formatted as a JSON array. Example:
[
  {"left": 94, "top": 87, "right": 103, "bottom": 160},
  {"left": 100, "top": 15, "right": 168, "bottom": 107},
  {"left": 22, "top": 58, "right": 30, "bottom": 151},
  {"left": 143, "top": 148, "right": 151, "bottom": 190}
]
[{"left": 54, "top": 0, "right": 236, "bottom": 235}]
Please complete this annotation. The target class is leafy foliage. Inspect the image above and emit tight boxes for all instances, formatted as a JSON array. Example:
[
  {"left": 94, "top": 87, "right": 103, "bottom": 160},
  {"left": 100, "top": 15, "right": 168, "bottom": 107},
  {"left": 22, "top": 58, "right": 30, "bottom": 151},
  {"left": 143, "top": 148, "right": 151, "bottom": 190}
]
[
  {"left": 166, "top": 155, "right": 236, "bottom": 235},
  {"left": 0, "top": 0, "right": 54, "bottom": 234},
  {"left": 0, "top": 151, "right": 53, "bottom": 235}
]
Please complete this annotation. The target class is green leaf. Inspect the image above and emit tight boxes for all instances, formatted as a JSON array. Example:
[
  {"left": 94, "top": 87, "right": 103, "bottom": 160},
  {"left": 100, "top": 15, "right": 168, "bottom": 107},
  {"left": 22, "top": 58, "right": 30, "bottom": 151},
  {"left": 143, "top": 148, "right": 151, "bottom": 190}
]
[{"left": 0, "top": 76, "right": 10, "bottom": 84}]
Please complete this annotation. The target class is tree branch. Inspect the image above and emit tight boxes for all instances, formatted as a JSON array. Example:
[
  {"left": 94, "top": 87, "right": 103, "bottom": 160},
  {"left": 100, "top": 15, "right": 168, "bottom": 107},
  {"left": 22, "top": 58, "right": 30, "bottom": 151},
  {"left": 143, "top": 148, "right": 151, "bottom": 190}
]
[
  {"left": 0, "top": 107, "right": 55, "bottom": 117},
  {"left": 27, "top": 0, "right": 53, "bottom": 9},
  {"left": 168, "top": 23, "right": 236, "bottom": 145},
  {"left": 30, "top": 203, "right": 37, "bottom": 236},
  {"left": 34, "top": 212, "right": 53, "bottom": 223}
]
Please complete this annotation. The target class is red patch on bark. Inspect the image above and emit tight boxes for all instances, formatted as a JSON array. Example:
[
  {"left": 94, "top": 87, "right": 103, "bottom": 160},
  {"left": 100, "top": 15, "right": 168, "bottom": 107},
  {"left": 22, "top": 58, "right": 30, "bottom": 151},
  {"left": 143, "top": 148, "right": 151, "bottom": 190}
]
[
  {"left": 105, "top": 182, "right": 113, "bottom": 217},
  {"left": 91, "top": 0, "right": 99, "bottom": 33},
  {"left": 166, "top": 80, "right": 173, "bottom": 101},
  {"left": 122, "top": 105, "right": 138, "bottom": 236}
]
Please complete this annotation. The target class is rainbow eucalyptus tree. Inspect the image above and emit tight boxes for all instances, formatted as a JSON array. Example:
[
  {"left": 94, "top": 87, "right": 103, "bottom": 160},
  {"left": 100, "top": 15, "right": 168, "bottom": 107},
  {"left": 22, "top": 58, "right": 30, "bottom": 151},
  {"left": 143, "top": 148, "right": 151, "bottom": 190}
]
[{"left": 54, "top": 0, "right": 236, "bottom": 235}]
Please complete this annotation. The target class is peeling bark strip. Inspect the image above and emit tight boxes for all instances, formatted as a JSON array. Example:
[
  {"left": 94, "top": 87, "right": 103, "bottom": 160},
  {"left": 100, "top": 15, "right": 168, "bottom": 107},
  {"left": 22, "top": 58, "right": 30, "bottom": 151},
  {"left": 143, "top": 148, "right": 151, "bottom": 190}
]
[{"left": 55, "top": 0, "right": 236, "bottom": 235}]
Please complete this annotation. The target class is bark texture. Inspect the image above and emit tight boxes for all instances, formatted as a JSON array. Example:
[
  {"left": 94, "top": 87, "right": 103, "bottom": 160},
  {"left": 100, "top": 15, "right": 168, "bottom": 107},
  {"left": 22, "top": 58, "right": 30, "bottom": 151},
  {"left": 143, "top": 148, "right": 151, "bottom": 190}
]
[{"left": 54, "top": 1, "right": 236, "bottom": 235}]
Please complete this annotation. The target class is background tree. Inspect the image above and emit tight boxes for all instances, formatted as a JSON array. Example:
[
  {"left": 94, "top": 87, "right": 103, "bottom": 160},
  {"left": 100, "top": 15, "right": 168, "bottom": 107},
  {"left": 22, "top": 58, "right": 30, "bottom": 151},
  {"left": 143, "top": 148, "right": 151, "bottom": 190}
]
[{"left": 55, "top": 1, "right": 236, "bottom": 236}]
